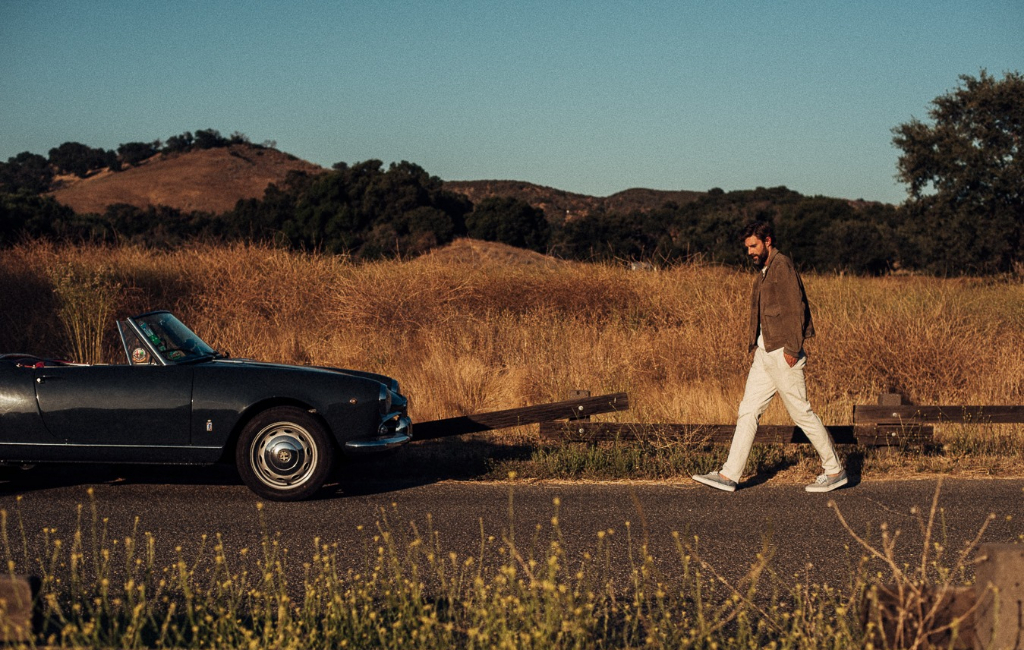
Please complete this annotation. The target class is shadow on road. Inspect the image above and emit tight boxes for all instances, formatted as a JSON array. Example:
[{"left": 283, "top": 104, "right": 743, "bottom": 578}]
[
  {"left": 738, "top": 456, "right": 798, "bottom": 488},
  {"left": 0, "top": 463, "right": 243, "bottom": 495},
  {"left": 735, "top": 449, "right": 865, "bottom": 490},
  {"left": 0, "top": 438, "right": 535, "bottom": 499}
]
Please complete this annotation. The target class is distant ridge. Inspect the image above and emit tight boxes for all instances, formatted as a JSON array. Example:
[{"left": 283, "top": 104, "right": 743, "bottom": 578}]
[
  {"left": 49, "top": 144, "right": 324, "bottom": 215},
  {"left": 443, "top": 180, "right": 705, "bottom": 223},
  {"left": 44, "top": 146, "right": 707, "bottom": 220}
]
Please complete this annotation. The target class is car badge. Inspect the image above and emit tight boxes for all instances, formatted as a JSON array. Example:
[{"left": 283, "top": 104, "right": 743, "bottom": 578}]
[{"left": 206, "top": 420, "right": 213, "bottom": 432}]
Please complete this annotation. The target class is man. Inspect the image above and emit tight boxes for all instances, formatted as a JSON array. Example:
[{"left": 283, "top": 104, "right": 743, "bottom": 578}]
[{"left": 692, "top": 220, "right": 847, "bottom": 493}]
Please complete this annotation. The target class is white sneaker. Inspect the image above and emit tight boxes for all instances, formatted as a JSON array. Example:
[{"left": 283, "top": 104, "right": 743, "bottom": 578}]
[
  {"left": 692, "top": 472, "right": 738, "bottom": 492},
  {"left": 805, "top": 471, "right": 848, "bottom": 493}
]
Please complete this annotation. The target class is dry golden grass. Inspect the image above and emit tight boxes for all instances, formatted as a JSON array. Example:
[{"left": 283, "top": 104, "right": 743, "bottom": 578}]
[{"left": 2, "top": 240, "right": 1022, "bottom": 478}]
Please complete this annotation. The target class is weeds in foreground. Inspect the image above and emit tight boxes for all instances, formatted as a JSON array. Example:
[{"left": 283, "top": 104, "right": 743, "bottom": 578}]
[
  {"left": 834, "top": 478, "right": 993, "bottom": 649},
  {"left": 0, "top": 482, "right": 1013, "bottom": 649}
]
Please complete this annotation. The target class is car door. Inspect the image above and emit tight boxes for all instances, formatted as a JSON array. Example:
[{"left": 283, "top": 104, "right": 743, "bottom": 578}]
[
  {"left": 0, "top": 361, "right": 60, "bottom": 445},
  {"left": 34, "top": 365, "right": 193, "bottom": 450}
]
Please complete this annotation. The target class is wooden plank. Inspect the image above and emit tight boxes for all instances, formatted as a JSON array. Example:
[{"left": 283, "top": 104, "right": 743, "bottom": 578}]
[
  {"left": 854, "top": 425, "right": 936, "bottom": 446},
  {"left": 975, "top": 544, "right": 1024, "bottom": 650},
  {"left": 877, "top": 392, "right": 904, "bottom": 406},
  {"left": 0, "top": 575, "right": 38, "bottom": 642},
  {"left": 855, "top": 405, "right": 1024, "bottom": 425},
  {"left": 414, "top": 392, "right": 630, "bottom": 440},
  {"left": 539, "top": 421, "right": 933, "bottom": 447}
]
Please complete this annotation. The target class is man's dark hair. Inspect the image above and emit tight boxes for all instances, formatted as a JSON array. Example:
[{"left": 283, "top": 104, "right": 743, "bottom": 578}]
[{"left": 741, "top": 220, "right": 775, "bottom": 245}]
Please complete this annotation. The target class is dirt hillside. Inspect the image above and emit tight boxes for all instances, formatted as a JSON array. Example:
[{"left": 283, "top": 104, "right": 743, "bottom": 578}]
[
  {"left": 422, "top": 237, "right": 566, "bottom": 268},
  {"left": 49, "top": 145, "right": 324, "bottom": 214}
]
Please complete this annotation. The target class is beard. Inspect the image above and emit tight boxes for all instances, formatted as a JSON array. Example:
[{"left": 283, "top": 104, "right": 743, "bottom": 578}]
[{"left": 750, "top": 252, "right": 767, "bottom": 266}]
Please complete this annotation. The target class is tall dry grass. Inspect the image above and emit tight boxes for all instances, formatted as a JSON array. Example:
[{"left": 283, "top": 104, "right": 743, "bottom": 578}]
[
  {"left": 4, "top": 240, "right": 1021, "bottom": 428},
  {"left": 3, "top": 239, "right": 1022, "bottom": 484}
]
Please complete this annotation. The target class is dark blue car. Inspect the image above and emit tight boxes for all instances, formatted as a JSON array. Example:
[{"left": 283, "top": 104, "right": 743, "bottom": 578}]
[{"left": 0, "top": 310, "right": 412, "bottom": 500}]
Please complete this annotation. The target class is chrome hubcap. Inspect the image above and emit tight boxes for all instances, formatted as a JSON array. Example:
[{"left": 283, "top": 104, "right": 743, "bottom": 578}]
[{"left": 250, "top": 421, "right": 317, "bottom": 490}]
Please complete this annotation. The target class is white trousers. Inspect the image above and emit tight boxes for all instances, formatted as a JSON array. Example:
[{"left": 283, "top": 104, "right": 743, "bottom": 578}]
[{"left": 720, "top": 347, "right": 843, "bottom": 482}]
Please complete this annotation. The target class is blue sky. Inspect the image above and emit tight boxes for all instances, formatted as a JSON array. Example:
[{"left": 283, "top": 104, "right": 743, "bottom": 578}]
[{"left": 1, "top": 1, "right": 1021, "bottom": 204}]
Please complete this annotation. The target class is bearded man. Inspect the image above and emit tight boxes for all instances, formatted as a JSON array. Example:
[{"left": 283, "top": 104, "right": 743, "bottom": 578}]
[{"left": 692, "top": 220, "right": 847, "bottom": 493}]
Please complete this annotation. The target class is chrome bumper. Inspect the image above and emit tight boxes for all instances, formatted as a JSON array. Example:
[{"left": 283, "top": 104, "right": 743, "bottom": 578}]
[{"left": 344, "top": 415, "right": 412, "bottom": 453}]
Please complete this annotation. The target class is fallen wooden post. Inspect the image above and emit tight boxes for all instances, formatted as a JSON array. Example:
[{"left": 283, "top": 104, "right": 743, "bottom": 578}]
[
  {"left": 865, "top": 584, "right": 977, "bottom": 649},
  {"left": 865, "top": 543, "right": 1024, "bottom": 650},
  {"left": 975, "top": 544, "right": 1024, "bottom": 650},
  {"left": 0, "top": 575, "right": 38, "bottom": 643},
  {"left": 538, "top": 421, "right": 933, "bottom": 447},
  {"left": 414, "top": 392, "right": 630, "bottom": 440}
]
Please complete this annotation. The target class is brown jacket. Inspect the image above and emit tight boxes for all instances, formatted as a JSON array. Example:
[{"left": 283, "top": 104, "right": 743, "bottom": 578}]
[{"left": 747, "top": 249, "right": 815, "bottom": 356}]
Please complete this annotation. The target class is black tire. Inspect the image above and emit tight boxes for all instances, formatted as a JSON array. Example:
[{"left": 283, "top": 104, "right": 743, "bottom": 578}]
[{"left": 235, "top": 406, "right": 335, "bottom": 501}]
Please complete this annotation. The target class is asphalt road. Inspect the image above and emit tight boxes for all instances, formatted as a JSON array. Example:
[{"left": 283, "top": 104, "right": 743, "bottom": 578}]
[{"left": 2, "top": 465, "right": 1022, "bottom": 594}]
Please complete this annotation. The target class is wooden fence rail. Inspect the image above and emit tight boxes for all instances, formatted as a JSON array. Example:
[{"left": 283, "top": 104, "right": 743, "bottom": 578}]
[
  {"left": 538, "top": 422, "right": 934, "bottom": 447},
  {"left": 414, "top": 390, "right": 1021, "bottom": 448},
  {"left": 854, "top": 405, "right": 1024, "bottom": 425},
  {"left": 413, "top": 392, "right": 629, "bottom": 440}
]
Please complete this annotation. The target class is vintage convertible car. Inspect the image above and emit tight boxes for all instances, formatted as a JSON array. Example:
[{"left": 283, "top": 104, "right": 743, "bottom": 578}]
[{"left": 0, "top": 310, "right": 412, "bottom": 501}]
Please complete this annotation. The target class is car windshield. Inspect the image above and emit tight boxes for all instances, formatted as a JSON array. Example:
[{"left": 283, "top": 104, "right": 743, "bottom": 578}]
[{"left": 131, "top": 312, "right": 218, "bottom": 363}]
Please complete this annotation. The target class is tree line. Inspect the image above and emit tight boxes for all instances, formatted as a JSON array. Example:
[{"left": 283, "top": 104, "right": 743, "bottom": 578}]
[
  {"left": 0, "top": 129, "right": 269, "bottom": 190},
  {"left": 1, "top": 71, "right": 1021, "bottom": 275}
]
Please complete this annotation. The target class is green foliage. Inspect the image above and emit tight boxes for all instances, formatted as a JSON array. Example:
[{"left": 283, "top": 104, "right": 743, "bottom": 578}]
[
  {"left": 47, "top": 142, "right": 118, "bottom": 177},
  {"left": 557, "top": 210, "right": 668, "bottom": 261},
  {"left": 161, "top": 131, "right": 194, "bottom": 154},
  {"left": 553, "top": 186, "right": 898, "bottom": 274},
  {"left": 893, "top": 69, "right": 1024, "bottom": 274},
  {"left": 193, "top": 128, "right": 229, "bottom": 149},
  {"left": 0, "top": 192, "right": 77, "bottom": 244},
  {"left": 160, "top": 129, "right": 255, "bottom": 156},
  {"left": 116, "top": 140, "right": 161, "bottom": 167},
  {"left": 815, "top": 218, "right": 894, "bottom": 275},
  {"left": 98, "top": 203, "right": 223, "bottom": 247},
  {"left": 261, "top": 160, "right": 471, "bottom": 257},
  {"left": 0, "top": 152, "right": 53, "bottom": 194},
  {"left": 466, "top": 196, "right": 550, "bottom": 252}
]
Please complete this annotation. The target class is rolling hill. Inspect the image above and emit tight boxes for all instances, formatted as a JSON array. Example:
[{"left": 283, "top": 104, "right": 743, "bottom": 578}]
[
  {"left": 48, "top": 145, "right": 324, "bottom": 215},
  {"left": 443, "top": 180, "right": 705, "bottom": 223}
]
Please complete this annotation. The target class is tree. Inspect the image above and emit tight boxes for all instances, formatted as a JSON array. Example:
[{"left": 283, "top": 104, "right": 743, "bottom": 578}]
[
  {"left": 194, "top": 128, "right": 227, "bottom": 149},
  {"left": 466, "top": 196, "right": 550, "bottom": 252},
  {"left": 48, "top": 142, "right": 117, "bottom": 177},
  {"left": 892, "top": 70, "right": 1024, "bottom": 273},
  {"left": 0, "top": 152, "right": 53, "bottom": 193},
  {"left": 117, "top": 141, "right": 160, "bottom": 167},
  {"left": 0, "top": 193, "right": 76, "bottom": 244},
  {"left": 163, "top": 132, "right": 194, "bottom": 154}
]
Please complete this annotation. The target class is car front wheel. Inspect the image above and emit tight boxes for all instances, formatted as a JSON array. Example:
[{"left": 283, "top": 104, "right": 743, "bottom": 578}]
[{"left": 236, "top": 407, "right": 335, "bottom": 501}]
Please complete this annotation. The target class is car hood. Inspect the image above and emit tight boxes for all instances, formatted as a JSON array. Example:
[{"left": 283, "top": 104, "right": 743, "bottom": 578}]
[{"left": 206, "top": 358, "right": 397, "bottom": 388}]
